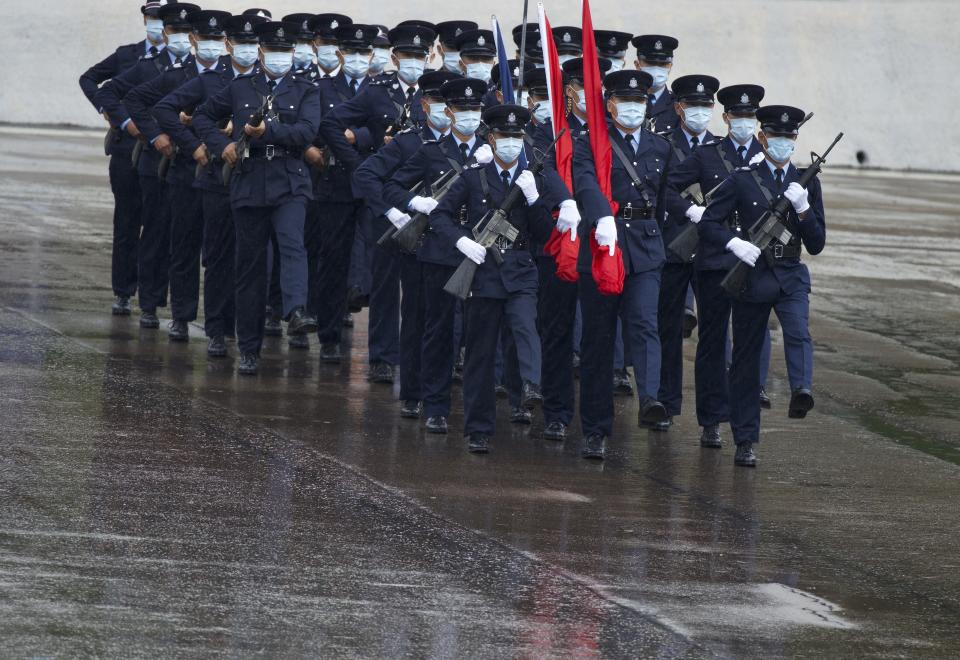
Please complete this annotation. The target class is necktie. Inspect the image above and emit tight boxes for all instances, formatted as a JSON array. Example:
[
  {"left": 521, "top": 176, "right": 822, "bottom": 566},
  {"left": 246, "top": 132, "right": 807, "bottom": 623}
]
[
  {"left": 407, "top": 87, "right": 417, "bottom": 100},
  {"left": 647, "top": 93, "right": 656, "bottom": 106},
  {"left": 625, "top": 133, "right": 636, "bottom": 156},
  {"left": 174, "top": 57, "right": 182, "bottom": 66},
  {"left": 690, "top": 136, "right": 699, "bottom": 150},
  {"left": 501, "top": 170, "right": 512, "bottom": 188},
  {"left": 460, "top": 143, "right": 470, "bottom": 161},
  {"left": 149, "top": 46, "right": 159, "bottom": 57},
  {"left": 737, "top": 145, "right": 747, "bottom": 163},
  {"left": 350, "top": 79, "right": 358, "bottom": 95},
  {"left": 775, "top": 168, "right": 784, "bottom": 189}
]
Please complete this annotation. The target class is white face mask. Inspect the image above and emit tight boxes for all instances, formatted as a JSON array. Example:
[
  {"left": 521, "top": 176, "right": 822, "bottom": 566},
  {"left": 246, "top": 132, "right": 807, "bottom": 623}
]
[
  {"left": 682, "top": 106, "right": 713, "bottom": 134},
  {"left": 494, "top": 137, "right": 524, "bottom": 164},
  {"left": 614, "top": 101, "right": 647, "bottom": 129},
  {"left": 146, "top": 19, "right": 164, "bottom": 44},
  {"left": 641, "top": 65, "right": 669, "bottom": 90},
  {"left": 165, "top": 32, "right": 192, "bottom": 59},
  {"left": 453, "top": 110, "right": 481, "bottom": 135},
  {"left": 196, "top": 40, "right": 223, "bottom": 64},
  {"left": 293, "top": 43, "right": 315, "bottom": 69},
  {"left": 262, "top": 50, "right": 293, "bottom": 77},
  {"left": 465, "top": 62, "right": 492, "bottom": 84},
  {"left": 231, "top": 43, "right": 259, "bottom": 69},
  {"left": 369, "top": 47, "right": 390, "bottom": 74},
  {"left": 397, "top": 57, "right": 425, "bottom": 85},
  {"left": 341, "top": 52, "right": 370, "bottom": 79},
  {"left": 316, "top": 44, "right": 339, "bottom": 71},
  {"left": 728, "top": 117, "right": 756, "bottom": 144},
  {"left": 442, "top": 51, "right": 461, "bottom": 73},
  {"left": 531, "top": 101, "right": 551, "bottom": 125},
  {"left": 428, "top": 103, "right": 451, "bottom": 131},
  {"left": 575, "top": 89, "right": 587, "bottom": 113},
  {"left": 764, "top": 136, "right": 796, "bottom": 163}
]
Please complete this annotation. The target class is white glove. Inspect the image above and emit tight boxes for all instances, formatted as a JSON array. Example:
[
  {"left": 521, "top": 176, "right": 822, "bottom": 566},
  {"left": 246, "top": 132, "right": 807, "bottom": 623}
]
[
  {"left": 595, "top": 215, "right": 617, "bottom": 257},
  {"left": 516, "top": 170, "right": 539, "bottom": 205},
  {"left": 408, "top": 195, "right": 439, "bottom": 215},
  {"left": 456, "top": 236, "right": 487, "bottom": 265},
  {"left": 473, "top": 143, "right": 493, "bottom": 164},
  {"left": 685, "top": 205, "right": 706, "bottom": 224},
  {"left": 726, "top": 237, "right": 761, "bottom": 267},
  {"left": 557, "top": 200, "right": 580, "bottom": 241},
  {"left": 783, "top": 182, "right": 810, "bottom": 214},
  {"left": 386, "top": 207, "right": 412, "bottom": 230},
  {"left": 749, "top": 152, "right": 765, "bottom": 166}
]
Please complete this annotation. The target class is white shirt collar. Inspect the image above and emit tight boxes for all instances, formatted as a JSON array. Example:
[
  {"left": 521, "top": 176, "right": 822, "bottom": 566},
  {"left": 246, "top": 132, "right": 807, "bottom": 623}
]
[{"left": 682, "top": 125, "right": 707, "bottom": 147}]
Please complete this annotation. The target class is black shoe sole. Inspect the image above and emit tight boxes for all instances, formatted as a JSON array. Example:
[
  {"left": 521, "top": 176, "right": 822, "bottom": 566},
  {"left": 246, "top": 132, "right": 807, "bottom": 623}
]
[
  {"left": 400, "top": 410, "right": 421, "bottom": 419},
  {"left": 735, "top": 459, "right": 757, "bottom": 467},
  {"left": 510, "top": 417, "right": 532, "bottom": 425},
  {"left": 543, "top": 431, "right": 566, "bottom": 441},
  {"left": 522, "top": 397, "right": 543, "bottom": 411},
  {"left": 700, "top": 440, "right": 723, "bottom": 449},
  {"left": 238, "top": 369, "right": 258, "bottom": 376},
  {"left": 760, "top": 399, "right": 772, "bottom": 410},
  {"left": 468, "top": 445, "right": 489, "bottom": 454},
  {"left": 112, "top": 308, "right": 131, "bottom": 316},
  {"left": 140, "top": 321, "right": 159, "bottom": 329},
  {"left": 288, "top": 321, "right": 319, "bottom": 336},
  {"left": 426, "top": 425, "right": 448, "bottom": 435},
  {"left": 263, "top": 329, "right": 283, "bottom": 337},
  {"left": 169, "top": 335, "right": 189, "bottom": 342},
  {"left": 581, "top": 450, "right": 605, "bottom": 460},
  {"left": 639, "top": 404, "right": 668, "bottom": 426},
  {"left": 788, "top": 393, "right": 815, "bottom": 419},
  {"left": 207, "top": 349, "right": 227, "bottom": 358},
  {"left": 288, "top": 340, "right": 310, "bottom": 350}
]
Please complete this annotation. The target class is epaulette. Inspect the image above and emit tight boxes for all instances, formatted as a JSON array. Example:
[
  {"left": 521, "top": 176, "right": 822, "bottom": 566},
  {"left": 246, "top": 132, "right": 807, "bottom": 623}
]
[
  {"left": 701, "top": 138, "right": 721, "bottom": 147},
  {"left": 171, "top": 61, "right": 183, "bottom": 70},
  {"left": 736, "top": 162, "right": 761, "bottom": 172},
  {"left": 139, "top": 54, "right": 155, "bottom": 61},
  {"left": 647, "top": 129, "right": 671, "bottom": 145},
  {"left": 397, "top": 126, "right": 418, "bottom": 136}
]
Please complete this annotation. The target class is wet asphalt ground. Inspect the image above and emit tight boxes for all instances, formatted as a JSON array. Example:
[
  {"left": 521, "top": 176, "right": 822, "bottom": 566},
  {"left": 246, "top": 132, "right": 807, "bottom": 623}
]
[{"left": 1, "top": 126, "right": 959, "bottom": 658}]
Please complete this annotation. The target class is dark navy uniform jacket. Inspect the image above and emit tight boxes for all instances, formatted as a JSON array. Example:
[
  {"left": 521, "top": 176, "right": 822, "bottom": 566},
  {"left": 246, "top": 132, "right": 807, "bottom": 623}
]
[
  {"left": 126, "top": 58, "right": 229, "bottom": 188},
  {"left": 667, "top": 135, "right": 764, "bottom": 271},
  {"left": 383, "top": 132, "right": 484, "bottom": 267},
  {"left": 318, "top": 72, "right": 427, "bottom": 193},
  {"left": 313, "top": 71, "right": 373, "bottom": 203},
  {"left": 659, "top": 126, "right": 716, "bottom": 264},
  {"left": 647, "top": 88, "right": 678, "bottom": 133},
  {"left": 95, "top": 50, "right": 193, "bottom": 177},
  {"left": 699, "top": 160, "right": 826, "bottom": 303},
  {"left": 432, "top": 162, "right": 556, "bottom": 299},
  {"left": 572, "top": 124, "right": 673, "bottom": 275},
  {"left": 353, "top": 124, "right": 437, "bottom": 219},
  {"left": 153, "top": 58, "right": 249, "bottom": 193},
  {"left": 79, "top": 40, "right": 146, "bottom": 155},
  {"left": 193, "top": 71, "right": 321, "bottom": 208}
]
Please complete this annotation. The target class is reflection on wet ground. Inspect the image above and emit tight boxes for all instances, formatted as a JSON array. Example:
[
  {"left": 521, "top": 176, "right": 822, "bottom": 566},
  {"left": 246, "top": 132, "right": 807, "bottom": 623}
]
[{"left": 1, "top": 128, "right": 959, "bottom": 657}]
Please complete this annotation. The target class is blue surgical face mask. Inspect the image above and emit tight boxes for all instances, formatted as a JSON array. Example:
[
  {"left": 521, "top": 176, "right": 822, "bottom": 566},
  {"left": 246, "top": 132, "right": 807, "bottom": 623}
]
[
  {"left": 764, "top": 136, "right": 796, "bottom": 163},
  {"left": 682, "top": 106, "right": 712, "bottom": 134},
  {"left": 428, "top": 103, "right": 451, "bottom": 131},
  {"left": 341, "top": 52, "right": 370, "bottom": 79},
  {"left": 465, "top": 62, "right": 492, "bottom": 84},
  {"left": 369, "top": 47, "right": 390, "bottom": 74},
  {"left": 615, "top": 101, "right": 646, "bottom": 129},
  {"left": 453, "top": 110, "right": 481, "bottom": 135},
  {"left": 196, "top": 40, "right": 223, "bottom": 64},
  {"left": 532, "top": 101, "right": 551, "bottom": 125},
  {"left": 605, "top": 58, "right": 624, "bottom": 73},
  {"left": 494, "top": 136, "right": 524, "bottom": 164},
  {"left": 293, "top": 43, "right": 315, "bottom": 69},
  {"left": 165, "top": 33, "right": 193, "bottom": 59},
  {"left": 231, "top": 43, "right": 259, "bottom": 69},
  {"left": 729, "top": 117, "right": 756, "bottom": 144},
  {"left": 262, "top": 51, "right": 293, "bottom": 77},
  {"left": 146, "top": 19, "right": 164, "bottom": 44},
  {"left": 641, "top": 65, "right": 669, "bottom": 90},
  {"left": 397, "top": 57, "right": 425, "bottom": 85},
  {"left": 575, "top": 89, "right": 587, "bottom": 113},
  {"left": 316, "top": 44, "right": 339, "bottom": 71},
  {"left": 519, "top": 90, "right": 529, "bottom": 107},
  {"left": 442, "top": 51, "right": 461, "bottom": 73}
]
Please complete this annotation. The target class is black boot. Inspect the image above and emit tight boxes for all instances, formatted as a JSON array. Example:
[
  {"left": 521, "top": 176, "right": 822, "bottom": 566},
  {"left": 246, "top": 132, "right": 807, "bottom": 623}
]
[
  {"left": 613, "top": 369, "right": 633, "bottom": 395},
  {"left": 543, "top": 421, "right": 567, "bottom": 441},
  {"left": 467, "top": 433, "right": 490, "bottom": 454},
  {"left": 521, "top": 380, "right": 543, "bottom": 410},
  {"left": 735, "top": 443, "right": 758, "bottom": 467},
  {"left": 139, "top": 310, "right": 159, "bottom": 329},
  {"left": 368, "top": 362, "right": 394, "bottom": 384},
  {"left": 510, "top": 407, "right": 532, "bottom": 425},
  {"left": 288, "top": 334, "right": 310, "bottom": 350},
  {"left": 400, "top": 400, "right": 422, "bottom": 419},
  {"left": 287, "top": 306, "right": 318, "bottom": 336},
  {"left": 699, "top": 424, "right": 722, "bottom": 448},
  {"left": 168, "top": 320, "right": 189, "bottom": 342},
  {"left": 426, "top": 416, "right": 448, "bottom": 434},
  {"left": 581, "top": 433, "right": 606, "bottom": 460},
  {"left": 207, "top": 336, "right": 227, "bottom": 358},
  {"left": 759, "top": 387, "right": 772, "bottom": 409},
  {"left": 112, "top": 296, "right": 132, "bottom": 316},
  {"left": 788, "top": 389, "right": 814, "bottom": 419},
  {"left": 238, "top": 352, "right": 259, "bottom": 375},
  {"left": 320, "top": 342, "right": 342, "bottom": 363},
  {"left": 263, "top": 308, "right": 283, "bottom": 337},
  {"left": 638, "top": 397, "right": 668, "bottom": 427}
]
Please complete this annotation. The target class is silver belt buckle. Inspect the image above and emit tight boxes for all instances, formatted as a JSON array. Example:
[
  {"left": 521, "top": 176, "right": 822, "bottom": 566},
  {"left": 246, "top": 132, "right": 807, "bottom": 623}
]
[
  {"left": 265, "top": 145, "right": 276, "bottom": 161},
  {"left": 622, "top": 204, "right": 633, "bottom": 220},
  {"left": 773, "top": 243, "right": 784, "bottom": 259}
]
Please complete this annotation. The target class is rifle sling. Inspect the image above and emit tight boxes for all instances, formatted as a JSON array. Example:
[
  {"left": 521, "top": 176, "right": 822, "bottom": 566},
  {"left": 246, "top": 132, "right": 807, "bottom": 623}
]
[{"left": 608, "top": 139, "right": 653, "bottom": 210}]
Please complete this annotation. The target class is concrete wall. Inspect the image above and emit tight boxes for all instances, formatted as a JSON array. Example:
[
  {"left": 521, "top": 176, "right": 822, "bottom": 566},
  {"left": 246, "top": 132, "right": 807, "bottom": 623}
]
[{"left": 10, "top": 0, "right": 956, "bottom": 171}]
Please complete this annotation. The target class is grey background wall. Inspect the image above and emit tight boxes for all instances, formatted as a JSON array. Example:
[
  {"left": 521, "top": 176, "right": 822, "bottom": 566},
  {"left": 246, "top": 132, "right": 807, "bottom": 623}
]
[{"left": 8, "top": 0, "right": 955, "bottom": 171}]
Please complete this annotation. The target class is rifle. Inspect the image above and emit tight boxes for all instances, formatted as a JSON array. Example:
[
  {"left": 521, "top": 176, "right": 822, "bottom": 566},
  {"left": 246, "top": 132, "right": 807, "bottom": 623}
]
[
  {"left": 384, "top": 100, "right": 414, "bottom": 139},
  {"left": 666, "top": 177, "right": 729, "bottom": 262},
  {"left": 443, "top": 129, "right": 566, "bottom": 300},
  {"left": 376, "top": 179, "right": 427, "bottom": 248},
  {"left": 103, "top": 127, "right": 118, "bottom": 156},
  {"left": 195, "top": 118, "right": 231, "bottom": 179},
  {"left": 221, "top": 95, "right": 272, "bottom": 186},
  {"left": 157, "top": 145, "right": 179, "bottom": 181},
  {"left": 131, "top": 137, "right": 145, "bottom": 169},
  {"left": 720, "top": 132, "right": 843, "bottom": 298}
]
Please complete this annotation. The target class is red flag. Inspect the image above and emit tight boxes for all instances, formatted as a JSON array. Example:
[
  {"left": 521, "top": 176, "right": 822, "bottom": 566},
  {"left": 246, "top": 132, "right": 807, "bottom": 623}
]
[
  {"left": 538, "top": 3, "right": 579, "bottom": 282},
  {"left": 581, "top": 0, "right": 624, "bottom": 295}
]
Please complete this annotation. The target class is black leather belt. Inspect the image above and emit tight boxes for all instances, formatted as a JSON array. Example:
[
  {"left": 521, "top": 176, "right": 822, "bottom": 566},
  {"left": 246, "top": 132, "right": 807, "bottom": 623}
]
[
  {"left": 616, "top": 203, "right": 654, "bottom": 220},
  {"left": 247, "top": 146, "right": 303, "bottom": 160},
  {"left": 766, "top": 242, "right": 802, "bottom": 260}
]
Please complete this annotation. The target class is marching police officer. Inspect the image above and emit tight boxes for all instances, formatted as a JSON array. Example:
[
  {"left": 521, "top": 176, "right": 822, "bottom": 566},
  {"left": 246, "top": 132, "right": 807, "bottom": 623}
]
[
  {"left": 193, "top": 20, "right": 321, "bottom": 375},
  {"left": 94, "top": 3, "right": 199, "bottom": 329},
  {"left": 79, "top": 0, "right": 167, "bottom": 316},
  {"left": 551, "top": 26, "right": 583, "bottom": 66},
  {"left": 573, "top": 70, "right": 673, "bottom": 461},
  {"left": 656, "top": 74, "right": 720, "bottom": 429},
  {"left": 594, "top": 30, "right": 632, "bottom": 73},
  {"left": 631, "top": 35, "right": 679, "bottom": 133},
  {"left": 431, "top": 105, "right": 556, "bottom": 454},
  {"left": 319, "top": 23, "right": 435, "bottom": 383},
  {"left": 435, "top": 21, "right": 479, "bottom": 74},
  {"left": 699, "top": 105, "right": 826, "bottom": 466}
]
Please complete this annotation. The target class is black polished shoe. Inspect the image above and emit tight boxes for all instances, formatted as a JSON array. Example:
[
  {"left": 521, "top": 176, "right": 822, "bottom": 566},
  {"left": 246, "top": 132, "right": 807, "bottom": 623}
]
[
  {"left": 682, "top": 308, "right": 698, "bottom": 339},
  {"left": 581, "top": 433, "right": 606, "bottom": 460},
  {"left": 288, "top": 334, "right": 310, "bottom": 350},
  {"left": 168, "top": 320, "right": 189, "bottom": 342},
  {"left": 426, "top": 416, "right": 448, "bottom": 434},
  {"left": 139, "top": 311, "right": 159, "bottom": 329},
  {"left": 638, "top": 397, "right": 668, "bottom": 426},
  {"left": 342, "top": 314, "right": 354, "bottom": 328},
  {"left": 112, "top": 296, "right": 132, "bottom": 316},
  {"left": 207, "top": 336, "right": 227, "bottom": 358},
  {"left": 521, "top": 380, "right": 543, "bottom": 410},
  {"left": 467, "top": 433, "right": 490, "bottom": 454},
  {"left": 735, "top": 442, "right": 758, "bottom": 467},
  {"left": 613, "top": 369, "right": 633, "bottom": 395},
  {"left": 238, "top": 352, "right": 259, "bottom": 376},
  {"left": 700, "top": 424, "right": 722, "bottom": 449},
  {"left": 650, "top": 417, "right": 673, "bottom": 432},
  {"left": 346, "top": 286, "right": 367, "bottom": 313},
  {"left": 494, "top": 384, "right": 508, "bottom": 398},
  {"left": 400, "top": 400, "right": 422, "bottom": 419},
  {"left": 319, "top": 342, "right": 342, "bottom": 364},
  {"left": 368, "top": 362, "right": 395, "bottom": 384},
  {"left": 543, "top": 421, "right": 567, "bottom": 441},
  {"left": 510, "top": 407, "right": 532, "bottom": 425},
  {"left": 263, "top": 314, "right": 283, "bottom": 337},
  {"left": 759, "top": 387, "right": 772, "bottom": 409},
  {"left": 287, "top": 307, "right": 318, "bottom": 336},
  {"left": 788, "top": 388, "right": 815, "bottom": 419}
]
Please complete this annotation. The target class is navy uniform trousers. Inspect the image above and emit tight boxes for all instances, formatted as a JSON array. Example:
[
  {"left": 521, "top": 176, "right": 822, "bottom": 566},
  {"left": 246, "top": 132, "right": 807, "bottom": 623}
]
[{"left": 537, "top": 256, "right": 578, "bottom": 426}]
